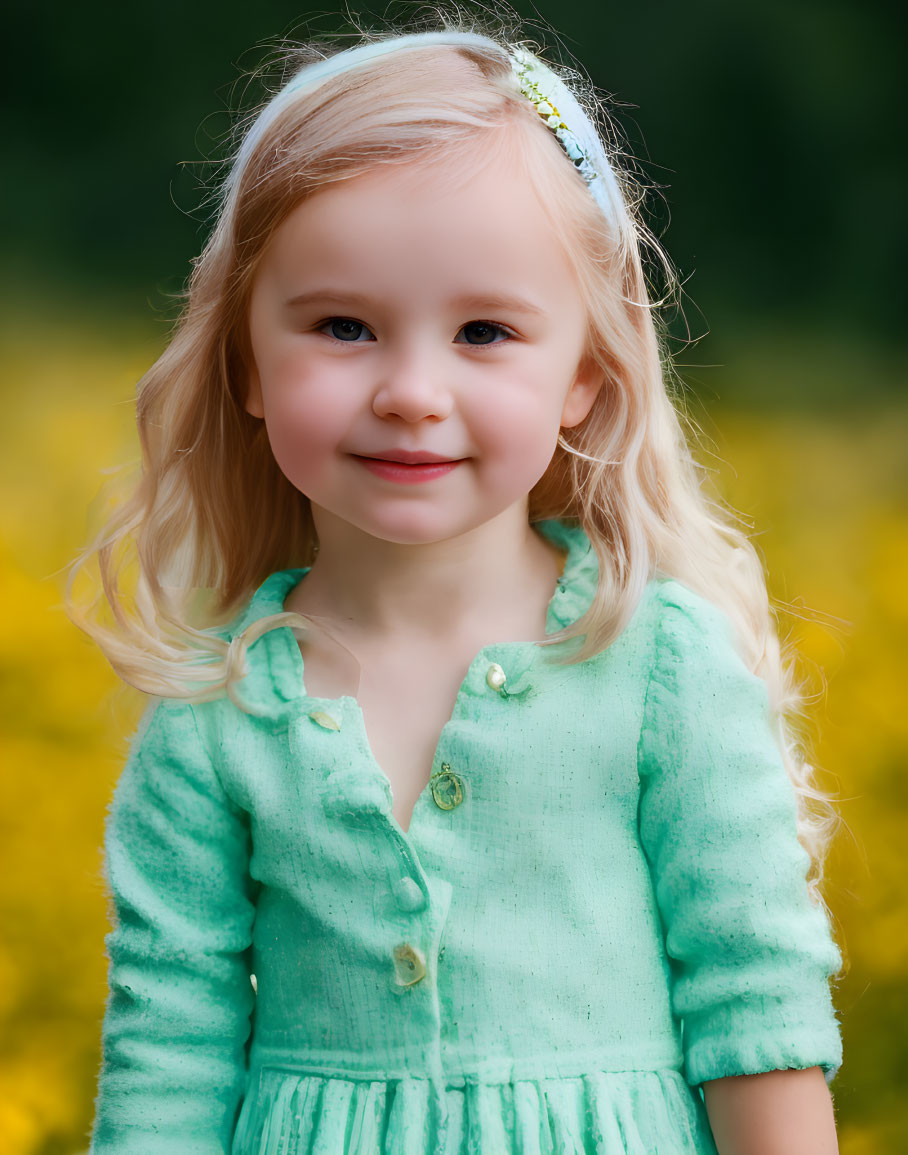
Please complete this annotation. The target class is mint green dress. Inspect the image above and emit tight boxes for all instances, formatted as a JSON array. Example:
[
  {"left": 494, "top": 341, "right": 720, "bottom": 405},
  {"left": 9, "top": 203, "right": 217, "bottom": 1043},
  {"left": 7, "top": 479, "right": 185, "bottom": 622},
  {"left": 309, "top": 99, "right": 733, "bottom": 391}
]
[{"left": 89, "top": 519, "right": 843, "bottom": 1154}]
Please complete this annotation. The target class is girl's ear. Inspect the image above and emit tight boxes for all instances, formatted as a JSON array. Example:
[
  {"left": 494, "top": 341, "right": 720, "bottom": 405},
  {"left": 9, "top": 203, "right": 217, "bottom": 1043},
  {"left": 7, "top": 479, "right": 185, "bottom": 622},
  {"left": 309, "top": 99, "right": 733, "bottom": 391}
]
[
  {"left": 560, "top": 355, "right": 605, "bottom": 429},
  {"left": 244, "top": 364, "right": 265, "bottom": 419}
]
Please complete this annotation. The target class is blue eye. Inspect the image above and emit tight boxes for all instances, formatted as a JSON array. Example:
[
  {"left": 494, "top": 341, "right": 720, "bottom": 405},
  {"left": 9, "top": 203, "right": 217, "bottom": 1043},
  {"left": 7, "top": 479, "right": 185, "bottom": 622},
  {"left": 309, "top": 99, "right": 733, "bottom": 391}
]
[
  {"left": 320, "top": 318, "right": 374, "bottom": 342},
  {"left": 317, "top": 317, "right": 513, "bottom": 345},
  {"left": 457, "top": 321, "right": 512, "bottom": 346}
]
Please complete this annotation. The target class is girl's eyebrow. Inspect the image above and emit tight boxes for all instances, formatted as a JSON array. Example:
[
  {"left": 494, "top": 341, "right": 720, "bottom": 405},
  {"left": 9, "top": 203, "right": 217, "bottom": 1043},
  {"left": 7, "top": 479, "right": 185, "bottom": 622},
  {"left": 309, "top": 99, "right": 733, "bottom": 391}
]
[
  {"left": 283, "top": 289, "right": 546, "bottom": 317},
  {"left": 452, "top": 292, "right": 546, "bottom": 317}
]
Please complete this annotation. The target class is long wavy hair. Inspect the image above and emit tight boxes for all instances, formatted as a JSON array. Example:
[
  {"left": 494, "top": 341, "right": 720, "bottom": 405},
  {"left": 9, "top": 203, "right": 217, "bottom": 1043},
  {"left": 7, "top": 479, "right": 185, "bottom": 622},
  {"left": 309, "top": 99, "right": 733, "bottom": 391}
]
[{"left": 64, "top": 7, "right": 844, "bottom": 929}]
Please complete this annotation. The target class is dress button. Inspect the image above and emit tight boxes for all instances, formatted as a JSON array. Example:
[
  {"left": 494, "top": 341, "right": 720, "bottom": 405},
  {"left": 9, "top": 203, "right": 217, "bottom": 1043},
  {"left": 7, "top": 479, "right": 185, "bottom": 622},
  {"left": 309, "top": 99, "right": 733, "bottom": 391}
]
[
  {"left": 309, "top": 709, "right": 341, "bottom": 731},
  {"left": 430, "top": 764, "right": 464, "bottom": 810},
  {"left": 392, "top": 876, "right": 426, "bottom": 912},
  {"left": 392, "top": 943, "right": 427, "bottom": 986},
  {"left": 485, "top": 662, "right": 507, "bottom": 692}
]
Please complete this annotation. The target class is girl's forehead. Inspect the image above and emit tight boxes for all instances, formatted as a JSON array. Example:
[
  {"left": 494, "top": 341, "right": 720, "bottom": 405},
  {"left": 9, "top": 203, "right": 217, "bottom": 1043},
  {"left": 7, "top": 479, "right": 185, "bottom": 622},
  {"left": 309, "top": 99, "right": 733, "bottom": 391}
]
[
  {"left": 278, "top": 136, "right": 551, "bottom": 244},
  {"left": 264, "top": 151, "right": 575, "bottom": 291},
  {"left": 321, "top": 127, "right": 530, "bottom": 202}
]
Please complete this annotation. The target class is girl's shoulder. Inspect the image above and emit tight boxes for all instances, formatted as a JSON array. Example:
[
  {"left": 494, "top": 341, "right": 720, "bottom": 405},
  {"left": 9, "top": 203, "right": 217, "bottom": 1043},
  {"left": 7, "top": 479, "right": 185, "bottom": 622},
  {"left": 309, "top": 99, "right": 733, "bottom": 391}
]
[
  {"left": 631, "top": 574, "right": 755, "bottom": 703},
  {"left": 638, "top": 575, "right": 770, "bottom": 738},
  {"left": 616, "top": 550, "right": 733, "bottom": 632},
  {"left": 647, "top": 574, "right": 738, "bottom": 641}
]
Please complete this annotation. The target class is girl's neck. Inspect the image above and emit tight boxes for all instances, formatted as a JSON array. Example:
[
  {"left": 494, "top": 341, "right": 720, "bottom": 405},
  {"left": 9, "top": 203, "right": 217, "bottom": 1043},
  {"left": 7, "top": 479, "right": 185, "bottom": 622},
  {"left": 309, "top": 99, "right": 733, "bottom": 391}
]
[{"left": 287, "top": 504, "right": 564, "bottom": 642}]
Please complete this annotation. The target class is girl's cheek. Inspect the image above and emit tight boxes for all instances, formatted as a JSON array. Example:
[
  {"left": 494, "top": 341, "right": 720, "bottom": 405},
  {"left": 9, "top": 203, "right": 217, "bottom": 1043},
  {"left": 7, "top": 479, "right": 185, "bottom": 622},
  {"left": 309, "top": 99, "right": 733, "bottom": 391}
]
[
  {"left": 481, "top": 389, "right": 562, "bottom": 444},
  {"left": 265, "top": 431, "right": 324, "bottom": 493}
]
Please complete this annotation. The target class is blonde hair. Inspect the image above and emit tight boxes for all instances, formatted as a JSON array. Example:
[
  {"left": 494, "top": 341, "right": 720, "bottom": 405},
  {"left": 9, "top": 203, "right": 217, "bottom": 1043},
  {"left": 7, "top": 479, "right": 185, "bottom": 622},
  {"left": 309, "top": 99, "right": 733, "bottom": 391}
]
[{"left": 64, "top": 9, "right": 843, "bottom": 929}]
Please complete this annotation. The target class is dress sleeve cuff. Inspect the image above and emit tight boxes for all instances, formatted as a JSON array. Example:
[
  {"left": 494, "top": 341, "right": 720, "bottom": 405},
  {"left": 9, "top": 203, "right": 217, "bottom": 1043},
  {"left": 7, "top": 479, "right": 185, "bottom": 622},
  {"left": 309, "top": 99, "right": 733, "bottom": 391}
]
[{"left": 683, "top": 983, "right": 844, "bottom": 1087}]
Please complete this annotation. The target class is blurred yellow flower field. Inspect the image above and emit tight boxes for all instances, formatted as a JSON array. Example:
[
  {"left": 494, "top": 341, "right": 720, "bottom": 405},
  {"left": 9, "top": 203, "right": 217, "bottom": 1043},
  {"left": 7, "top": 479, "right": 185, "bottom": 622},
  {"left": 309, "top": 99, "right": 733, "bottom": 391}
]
[{"left": 1, "top": 323, "right": 905, "bottom": 1153}]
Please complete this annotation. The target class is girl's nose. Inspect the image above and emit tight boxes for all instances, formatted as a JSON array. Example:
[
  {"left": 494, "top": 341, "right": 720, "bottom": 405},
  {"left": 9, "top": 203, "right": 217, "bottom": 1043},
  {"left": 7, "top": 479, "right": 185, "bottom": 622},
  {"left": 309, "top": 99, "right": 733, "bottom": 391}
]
[{"left": 371, "top": 348, "right": 455, "bottom": 423}]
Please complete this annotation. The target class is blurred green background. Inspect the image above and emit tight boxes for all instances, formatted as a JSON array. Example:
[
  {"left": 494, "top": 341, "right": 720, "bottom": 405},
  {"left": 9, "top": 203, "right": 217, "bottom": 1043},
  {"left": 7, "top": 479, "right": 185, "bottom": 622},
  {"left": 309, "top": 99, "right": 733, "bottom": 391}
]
[{"left": 2, "top": 1, "right": 905, "bottom": 1151}]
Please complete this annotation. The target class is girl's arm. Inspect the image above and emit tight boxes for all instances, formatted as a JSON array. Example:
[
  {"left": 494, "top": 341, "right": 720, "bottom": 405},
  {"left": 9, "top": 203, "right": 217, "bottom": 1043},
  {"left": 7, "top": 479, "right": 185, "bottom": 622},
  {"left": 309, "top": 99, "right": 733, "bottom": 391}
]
[
  {"left": 90, "top": 698, "right": 258, "bottom": 1154},
  {"left": 703, "top": 1067, "right": 839, "bottom": 1154},
  {"left": 636, "top": 581, "right": 844, "bottom": 1134}
]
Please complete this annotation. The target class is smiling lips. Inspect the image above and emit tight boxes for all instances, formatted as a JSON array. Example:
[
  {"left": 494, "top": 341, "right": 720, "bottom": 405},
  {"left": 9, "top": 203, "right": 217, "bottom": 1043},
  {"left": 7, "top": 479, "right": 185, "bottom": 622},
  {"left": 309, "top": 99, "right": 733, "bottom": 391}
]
[{"left": 352, "top": 449, "right": 465, "bottom": 484}]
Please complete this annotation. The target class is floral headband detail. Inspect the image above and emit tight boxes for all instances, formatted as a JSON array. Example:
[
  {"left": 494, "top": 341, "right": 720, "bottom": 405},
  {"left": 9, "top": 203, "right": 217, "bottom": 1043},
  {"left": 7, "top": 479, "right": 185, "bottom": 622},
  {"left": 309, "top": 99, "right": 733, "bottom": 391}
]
[
  {"left": 507, "top": 46, "right": 623, "bottom": 224},
  {"left": 226, "top": 31, "right": 624, "bottom": 225}
]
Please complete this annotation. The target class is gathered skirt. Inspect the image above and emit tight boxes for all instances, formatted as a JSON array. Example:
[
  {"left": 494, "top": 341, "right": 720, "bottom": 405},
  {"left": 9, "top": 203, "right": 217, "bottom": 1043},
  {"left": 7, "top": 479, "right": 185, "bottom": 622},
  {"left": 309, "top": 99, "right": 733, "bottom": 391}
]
[{"left": 231, "top": 1065, "right": 720, "bottom": 1154}]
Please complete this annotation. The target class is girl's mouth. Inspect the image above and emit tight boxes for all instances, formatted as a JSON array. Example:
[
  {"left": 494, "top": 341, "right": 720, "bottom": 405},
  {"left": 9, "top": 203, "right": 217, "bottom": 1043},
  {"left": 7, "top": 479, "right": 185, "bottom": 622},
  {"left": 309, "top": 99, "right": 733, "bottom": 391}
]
[{"left": 353, "top": 456, "right": 465, "bottom": 484}]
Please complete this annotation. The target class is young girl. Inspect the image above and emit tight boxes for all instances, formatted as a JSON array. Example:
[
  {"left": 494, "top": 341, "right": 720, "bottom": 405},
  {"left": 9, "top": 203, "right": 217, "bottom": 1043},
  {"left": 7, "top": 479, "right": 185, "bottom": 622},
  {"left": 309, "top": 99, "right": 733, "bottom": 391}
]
[{"left": 73, "top": 14, "right": 845, "bottom": 1154}]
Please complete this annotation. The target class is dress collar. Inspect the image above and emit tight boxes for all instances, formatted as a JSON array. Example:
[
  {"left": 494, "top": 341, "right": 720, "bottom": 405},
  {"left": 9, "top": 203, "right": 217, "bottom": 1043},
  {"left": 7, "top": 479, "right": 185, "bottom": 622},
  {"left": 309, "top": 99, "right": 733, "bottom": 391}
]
[
  {"left": 214, "top": 519, "right": 599, "bottom": 721},
  {"left": 227, "top": 517, "right": 598, "bottom": 643}
]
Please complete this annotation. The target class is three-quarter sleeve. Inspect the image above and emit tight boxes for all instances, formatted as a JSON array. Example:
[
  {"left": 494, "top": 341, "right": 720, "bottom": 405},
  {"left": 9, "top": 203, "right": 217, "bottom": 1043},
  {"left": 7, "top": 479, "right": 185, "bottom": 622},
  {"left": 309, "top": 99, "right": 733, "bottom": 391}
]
[
  {"left": 90, "top": 698, "right": 258, "bottom": 1154},
  {"left": 636, "top": 580, "right": 844, "bottom": 1089}
]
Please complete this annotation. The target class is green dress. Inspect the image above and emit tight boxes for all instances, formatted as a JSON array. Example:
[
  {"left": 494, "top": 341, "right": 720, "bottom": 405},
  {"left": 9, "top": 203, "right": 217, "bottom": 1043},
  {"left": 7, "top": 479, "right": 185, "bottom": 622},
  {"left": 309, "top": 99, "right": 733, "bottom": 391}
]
[{"left": 89, "top": 519, "right": 843, "bottom": 1153}]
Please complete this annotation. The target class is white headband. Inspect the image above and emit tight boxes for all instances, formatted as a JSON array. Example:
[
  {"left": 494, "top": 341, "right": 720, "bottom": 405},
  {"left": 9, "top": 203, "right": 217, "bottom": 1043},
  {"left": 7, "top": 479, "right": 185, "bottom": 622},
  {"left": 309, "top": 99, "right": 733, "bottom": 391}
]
[{"left": 227, "top": 30, "right": 623, "bottom": 224}]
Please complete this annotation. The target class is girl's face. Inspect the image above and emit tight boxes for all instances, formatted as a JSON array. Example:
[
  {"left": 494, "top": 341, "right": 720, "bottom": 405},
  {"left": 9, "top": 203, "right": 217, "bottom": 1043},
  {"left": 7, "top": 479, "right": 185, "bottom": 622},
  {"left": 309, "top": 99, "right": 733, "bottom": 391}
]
[{"left": 244, "top": 142, "right": 603, "bottom": 546}]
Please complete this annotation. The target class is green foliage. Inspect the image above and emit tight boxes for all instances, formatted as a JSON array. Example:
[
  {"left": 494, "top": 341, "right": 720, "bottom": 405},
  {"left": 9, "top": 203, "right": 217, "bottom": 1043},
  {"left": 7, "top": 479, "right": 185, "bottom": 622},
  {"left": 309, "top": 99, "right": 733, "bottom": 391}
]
[{"left": 2, "top": 1, "right": 905, "bottom": 355}]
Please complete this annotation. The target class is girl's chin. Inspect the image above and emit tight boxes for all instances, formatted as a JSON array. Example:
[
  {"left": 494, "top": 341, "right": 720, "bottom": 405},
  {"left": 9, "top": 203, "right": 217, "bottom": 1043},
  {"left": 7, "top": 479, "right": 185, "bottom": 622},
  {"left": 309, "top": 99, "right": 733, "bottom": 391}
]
[{"left": 306, "top": 508, "right": 510, "bottom": 548}]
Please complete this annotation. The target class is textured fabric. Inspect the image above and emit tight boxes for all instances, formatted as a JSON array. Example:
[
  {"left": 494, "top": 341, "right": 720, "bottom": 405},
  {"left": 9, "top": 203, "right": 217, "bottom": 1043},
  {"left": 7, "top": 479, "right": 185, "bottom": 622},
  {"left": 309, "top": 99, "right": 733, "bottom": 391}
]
[{"left": 89, "top": 518, "right": 843, "bottom": 1154}]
